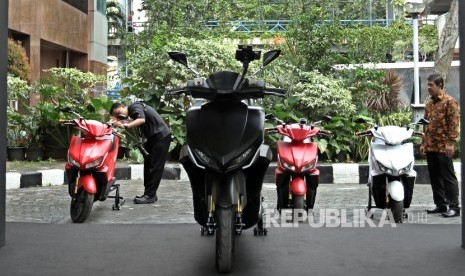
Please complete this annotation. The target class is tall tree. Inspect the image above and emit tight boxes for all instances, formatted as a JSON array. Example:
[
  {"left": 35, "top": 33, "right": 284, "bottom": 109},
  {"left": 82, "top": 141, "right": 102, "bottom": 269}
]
[
  {"left": 432, "top": 0, "right": 458, "bottom": 85},
  {"left": 106, "top": 0, "right": 126, "bottom": 39}
]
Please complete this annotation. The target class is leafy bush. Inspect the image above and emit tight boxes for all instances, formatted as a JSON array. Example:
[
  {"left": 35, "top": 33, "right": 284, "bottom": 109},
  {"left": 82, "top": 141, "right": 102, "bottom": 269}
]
[
  {"left": 8, "top": 38, "right": 31, "bottom": 81},
  {"left": 290, "top": 71, "right": 355, "bottom": 121}
]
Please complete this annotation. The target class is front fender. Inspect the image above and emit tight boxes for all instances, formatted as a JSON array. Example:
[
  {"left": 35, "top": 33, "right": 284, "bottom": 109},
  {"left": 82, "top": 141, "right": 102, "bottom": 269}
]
[
  {"left": 78, "top": 174, "right": 97, "bottom": 195},
  {"left": 387, "top": 180, "right": 404, "bottom": 201},
  {"left": 290, "top": 176, "right": 306, "bottom": 196},
  {"left": 211, "top": 171, "right": 245, "bottom": 209}
]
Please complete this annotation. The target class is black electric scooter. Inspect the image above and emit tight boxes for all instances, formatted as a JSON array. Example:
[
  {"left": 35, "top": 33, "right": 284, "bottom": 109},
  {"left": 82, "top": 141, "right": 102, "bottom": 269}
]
[{"left": 167, "top": 45, "right": 285, "bottom": 273}]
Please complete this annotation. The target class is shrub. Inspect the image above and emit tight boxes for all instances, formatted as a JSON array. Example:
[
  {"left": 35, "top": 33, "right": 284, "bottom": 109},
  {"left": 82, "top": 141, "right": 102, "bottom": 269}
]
[
  {"left": 290, "top": 71, "right": 355, "bottom": 121},
  {"left": 8, "top": 38, "right": 31, "bottom": 81}
]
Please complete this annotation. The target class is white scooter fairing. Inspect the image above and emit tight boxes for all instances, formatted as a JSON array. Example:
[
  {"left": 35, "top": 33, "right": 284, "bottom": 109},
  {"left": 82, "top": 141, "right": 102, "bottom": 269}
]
[{"left": 368, "top": 126, "right": 416, "bottom": 201}]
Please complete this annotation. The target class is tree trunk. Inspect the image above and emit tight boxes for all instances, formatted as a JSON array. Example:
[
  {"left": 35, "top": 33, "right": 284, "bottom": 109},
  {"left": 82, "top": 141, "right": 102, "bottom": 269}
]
[{"left": 433, "top": 0, "right": 458, "bottom": 86}]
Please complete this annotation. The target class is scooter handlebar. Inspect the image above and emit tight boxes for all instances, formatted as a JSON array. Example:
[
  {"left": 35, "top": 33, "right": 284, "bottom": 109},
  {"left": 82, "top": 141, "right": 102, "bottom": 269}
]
[
  {"left": 355, "top": 130, "right": 372, "bottom": 136},
  {"left": 318, "top": 130, "right": 332, "bottom": 138},
  {"left": 166, "top": 87, "right": 188, "bottom": 96},
  {"left": 58, "top": 119, "right": 76, "bottom": 126},
  {"left": 265, "top": 127, "right": 278, "bottom": 133}
]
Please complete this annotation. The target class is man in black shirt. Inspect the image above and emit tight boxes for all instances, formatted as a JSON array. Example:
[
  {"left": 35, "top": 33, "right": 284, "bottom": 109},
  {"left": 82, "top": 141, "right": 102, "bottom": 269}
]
[{"left": 110, "top": 102, "right": 172, "bottom": 204}]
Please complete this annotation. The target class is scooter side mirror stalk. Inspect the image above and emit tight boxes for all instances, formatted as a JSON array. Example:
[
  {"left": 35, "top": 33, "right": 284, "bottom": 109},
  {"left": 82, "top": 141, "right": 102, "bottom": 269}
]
[
  {"left": 251, "top": 49, "right": 281, "bottom": 77},
  {"left": 168, "top": 51, "right": 200, "bottom": 77}
]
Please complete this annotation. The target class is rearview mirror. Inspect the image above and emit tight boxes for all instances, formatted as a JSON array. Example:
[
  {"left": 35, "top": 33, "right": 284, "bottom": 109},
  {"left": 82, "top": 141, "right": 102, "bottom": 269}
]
[
  {"left": 416, "top": 118, "right": 430, "bottom": 125},
  {"left": 322, "top": 115, "right": 332, "bottom": 122},
  {"left": 168, "top": 51, "right": 188, "bottom": 67},
  {"left": 262, "top": 50, "right": 281, "bottom": 67}
]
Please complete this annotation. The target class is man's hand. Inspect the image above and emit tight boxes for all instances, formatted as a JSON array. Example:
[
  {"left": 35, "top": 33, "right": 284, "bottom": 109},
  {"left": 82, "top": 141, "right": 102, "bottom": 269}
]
[
  {"left": 419, "top": 145, "right": 425, "bottom": 156},
  {"left": 113, "top": 121, "right": 124, "bottom": 129},
  {"left": 444, "top": 144, "right": 455, "bottom": 158}
]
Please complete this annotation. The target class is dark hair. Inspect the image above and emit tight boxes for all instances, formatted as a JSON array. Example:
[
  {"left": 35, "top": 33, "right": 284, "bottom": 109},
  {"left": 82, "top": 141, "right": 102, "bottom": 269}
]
[
  {"left": 427, "top": 74, "right": 444, "bottom": 89},
  {"left": 109, "top": 102, "right": 124, "bottom": 115}
]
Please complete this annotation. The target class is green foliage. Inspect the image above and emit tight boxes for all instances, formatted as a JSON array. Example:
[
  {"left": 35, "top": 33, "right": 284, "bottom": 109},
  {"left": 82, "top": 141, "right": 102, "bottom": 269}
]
[
  {"left": 340, "top": 67, "right": 405, "bottom": 114},
  {"left": 286, "top": 8, "right": 339, "bottom": 73},
  {"left": 33, "top": 68, "right": 106, "bottom": 148},
  {"left": 7, "top": 74, "right": 30, "bottom": 102},
  {"left": 122, "top": 37, "right": 242, "bottom": 153},
  {"left": 7, "top": 75, "right": 30, "bottom": 147},
  {"left": 107, "top": 0, "right": 126, "bottom": 39},
  {"left": 7, "top": 38, "right": 31, "bottom": 81},
  {"left": 290, "top": 71, "right": 355, "bottom": 121},
  {"left": 316, "top": 115, "right": 370, "bottom": 162}
]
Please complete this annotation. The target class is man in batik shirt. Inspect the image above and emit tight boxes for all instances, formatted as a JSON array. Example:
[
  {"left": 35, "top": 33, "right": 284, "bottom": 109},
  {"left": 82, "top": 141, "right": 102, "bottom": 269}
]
[{"left": 420, "top": 74, "right": 460, "bottom": 218}]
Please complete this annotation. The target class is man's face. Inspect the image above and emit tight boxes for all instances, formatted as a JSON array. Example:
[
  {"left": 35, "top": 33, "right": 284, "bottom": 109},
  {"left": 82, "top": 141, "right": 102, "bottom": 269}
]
[
  {"left": 427, "top": 81, "right": 442, "bottom": 98},
  {"left": 112, "top": 106, "right": 128, "bottom": 118}
]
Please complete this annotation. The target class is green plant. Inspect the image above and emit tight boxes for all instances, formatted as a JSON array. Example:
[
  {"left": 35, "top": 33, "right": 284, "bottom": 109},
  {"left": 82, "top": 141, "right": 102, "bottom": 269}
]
[
  {"left": 8, "top": 38, "right": 31, "bottom": 81},
  {"left": 34, "top": 68, "right": 105, "bottom": 148},
  {"left": 290, "top": 71, "right": 355, "bottom": 122},
  {"left": 316, "top": 115, "right": 371, "bottom": 162},
  {"left": 7, "top": 74, "right": 30, "bottom": 147},
  {"left": 6, "top": 110, "right": 28, "bottom": 147}
]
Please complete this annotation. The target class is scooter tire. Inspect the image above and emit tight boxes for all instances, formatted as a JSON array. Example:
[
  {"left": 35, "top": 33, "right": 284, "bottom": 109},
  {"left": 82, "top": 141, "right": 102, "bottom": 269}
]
[
  {"left": 390, "top": 199, "right": 404, "bottom": 223},
  {"left": 293, "top": 195, "right": 304, "bottom": 209},
  {"left": 215, "top": 206, "right": 235, "bottom": 273},
  {"left": 70, "top": 189, "right": 94, "bottom": 223}
]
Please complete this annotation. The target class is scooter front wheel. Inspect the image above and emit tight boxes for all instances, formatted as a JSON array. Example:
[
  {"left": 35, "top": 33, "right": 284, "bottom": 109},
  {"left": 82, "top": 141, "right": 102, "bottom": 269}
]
[
  {"left": 390, "top": 199, "right": 404, "bottom": 223},
  {"left": 215, "top": 206, "right": 235, "bottom": 273},
  {"left": 293, "top": 195, "right": 304, "bottom": 209},
  {"left": 70, "top": 189, "right": 94, "bottom": 223}
]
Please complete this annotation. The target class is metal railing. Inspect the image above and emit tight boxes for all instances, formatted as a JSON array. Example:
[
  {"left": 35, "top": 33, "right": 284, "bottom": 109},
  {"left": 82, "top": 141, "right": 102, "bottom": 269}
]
[{"left": 125, "top": 18, "right": 435, "bottom": 34}]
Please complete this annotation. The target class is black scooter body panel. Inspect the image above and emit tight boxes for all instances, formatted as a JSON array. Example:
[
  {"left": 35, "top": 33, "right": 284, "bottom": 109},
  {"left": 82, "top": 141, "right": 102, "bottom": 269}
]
[{"left": 186, "top": 99, "right": 264, "bottom": 168}]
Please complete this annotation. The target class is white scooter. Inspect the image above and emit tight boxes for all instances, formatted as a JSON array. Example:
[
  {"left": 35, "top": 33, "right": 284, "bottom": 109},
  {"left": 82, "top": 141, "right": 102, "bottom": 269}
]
[{"left": 356, "top": 118, "right": 429, "bottom": 223}]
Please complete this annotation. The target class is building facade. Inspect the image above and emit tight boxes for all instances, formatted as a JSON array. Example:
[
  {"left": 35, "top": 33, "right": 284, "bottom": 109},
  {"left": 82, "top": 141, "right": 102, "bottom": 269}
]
[{"left": 8, "top": 0, "right": 108, "bottom": 87}]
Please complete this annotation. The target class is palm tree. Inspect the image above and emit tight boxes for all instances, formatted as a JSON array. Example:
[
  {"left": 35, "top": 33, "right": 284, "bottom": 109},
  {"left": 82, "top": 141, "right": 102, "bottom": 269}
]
[{"left": 106, "top": 0, "right": 126, "bottom": 39}]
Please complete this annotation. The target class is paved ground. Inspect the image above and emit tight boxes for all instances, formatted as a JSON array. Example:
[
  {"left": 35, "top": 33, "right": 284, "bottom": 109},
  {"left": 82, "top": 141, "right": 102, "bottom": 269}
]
[{"left": 6, "top": 179, "right": 461, "bottom": 225}]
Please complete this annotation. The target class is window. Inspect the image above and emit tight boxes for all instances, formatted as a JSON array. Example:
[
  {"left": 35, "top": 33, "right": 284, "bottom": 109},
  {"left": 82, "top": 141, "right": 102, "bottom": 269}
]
[{"left": 97, "top": 0, "right": 106, "bottom": 14}]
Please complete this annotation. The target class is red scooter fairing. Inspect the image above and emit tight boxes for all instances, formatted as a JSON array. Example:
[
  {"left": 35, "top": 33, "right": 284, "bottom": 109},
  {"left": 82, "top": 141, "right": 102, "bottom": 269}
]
[
  {"left": 276, "top": 141, "right": 318, "bottom": 173},
  {"left": 68, "top": 136, "right": 113, "bottom": 171}
]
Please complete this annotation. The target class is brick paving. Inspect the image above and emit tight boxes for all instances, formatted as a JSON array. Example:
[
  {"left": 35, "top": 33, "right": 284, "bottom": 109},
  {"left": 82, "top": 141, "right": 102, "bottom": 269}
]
[{"left": 6, "top": 179, "right": 461, "bottom": 225}]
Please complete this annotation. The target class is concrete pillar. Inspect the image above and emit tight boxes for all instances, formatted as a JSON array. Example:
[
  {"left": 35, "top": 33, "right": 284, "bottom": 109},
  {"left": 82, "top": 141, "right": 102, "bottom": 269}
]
[
  {"left": 459, "top": 0, "right": 465, "bottom": 249},
  {"left": 1, "top": 0, "right": 8, "bottom": 248}
]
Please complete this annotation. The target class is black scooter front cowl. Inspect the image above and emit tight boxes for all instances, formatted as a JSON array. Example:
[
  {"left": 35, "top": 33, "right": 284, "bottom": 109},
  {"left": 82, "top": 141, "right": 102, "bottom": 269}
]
[{"left": 186, "top": 99, "right": 264, "bottom": 172}]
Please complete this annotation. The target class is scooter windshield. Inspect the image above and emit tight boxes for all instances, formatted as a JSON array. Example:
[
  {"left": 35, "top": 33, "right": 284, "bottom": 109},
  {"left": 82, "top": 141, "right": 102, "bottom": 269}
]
[{"left": 373, "top": 126, "right": 413, "bottom": 145}]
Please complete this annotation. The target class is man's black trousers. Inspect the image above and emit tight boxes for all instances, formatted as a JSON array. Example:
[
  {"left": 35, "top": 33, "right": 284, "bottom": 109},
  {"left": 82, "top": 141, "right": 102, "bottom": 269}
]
[
  {"left": 143, "top": 134, "right": 172, "bottom": 197},
  {"left": 426, "top": 152, "right": 460, "bottom": 210}
]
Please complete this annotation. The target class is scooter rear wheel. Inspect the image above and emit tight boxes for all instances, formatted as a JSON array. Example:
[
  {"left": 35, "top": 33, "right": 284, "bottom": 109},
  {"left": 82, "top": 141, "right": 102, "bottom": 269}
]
[
  {"left": 70, "top": 189, "right": 94, "bottom": 223},
  {"left": 215, "top": 206, "right": 235, "bottom": 273}
]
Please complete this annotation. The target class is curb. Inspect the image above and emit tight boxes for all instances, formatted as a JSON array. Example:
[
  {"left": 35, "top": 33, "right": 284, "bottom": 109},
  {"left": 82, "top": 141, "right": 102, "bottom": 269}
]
[{"left": 5, "top": 163, "right": 461, "bottom": 190}]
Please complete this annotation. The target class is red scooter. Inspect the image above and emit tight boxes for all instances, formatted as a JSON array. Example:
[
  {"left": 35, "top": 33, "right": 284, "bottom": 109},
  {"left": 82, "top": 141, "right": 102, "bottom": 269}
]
[
  {"left": 266, "top": 115, "right": 331, "bottom": 215},
  {"left": 61, "top": 108, "right": 124, "bottom": 223}
]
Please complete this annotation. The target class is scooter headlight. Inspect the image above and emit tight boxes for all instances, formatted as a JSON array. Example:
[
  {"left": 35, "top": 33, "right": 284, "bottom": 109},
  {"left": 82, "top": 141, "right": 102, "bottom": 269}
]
[
  {"left": 68, "top": 154, "right": 80, "bottom": 168},
  {"left": 85, "top": 157, "right": 104, "bottom": 169},
  {"left": 228, "top": 148, "right": 255, "bottom": 169},
  {"left": 194, "top": 149, "right": 216, "bottom": 167},
  {"left": 281, "top": 159, "right": 296, "bottom": 172},
  {"left": 398, "top": 162, "right": 413, "bottom": 175},
  {"left": 301, "top": 158, "right": 317, "bottom": 172},
  {"left": 377, "top": 161, "right": 393, "bottom": 175}
]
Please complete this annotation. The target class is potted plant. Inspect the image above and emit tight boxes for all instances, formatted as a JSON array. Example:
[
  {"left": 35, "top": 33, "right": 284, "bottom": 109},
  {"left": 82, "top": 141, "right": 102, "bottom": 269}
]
[
  {"left": 7, "top": 74, "right": 30, "bottom": 161},
  {"left": 23, "top": 106, "right": 45, "bottom": 161},
  {"left": 7, "top": 110, "right": 28, "bottom": 161}
]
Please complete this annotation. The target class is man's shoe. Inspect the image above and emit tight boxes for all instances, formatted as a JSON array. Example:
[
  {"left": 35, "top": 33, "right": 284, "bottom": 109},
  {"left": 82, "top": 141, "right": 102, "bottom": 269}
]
[
  {"left": 134, "top": 194, "right": 157, "bottom": 204},
  {"left": 426, "top": 207, "right": 447, "bottom": 214},
  {"left": 442, "top": 209, "right": 460, "bottom": 218}
]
